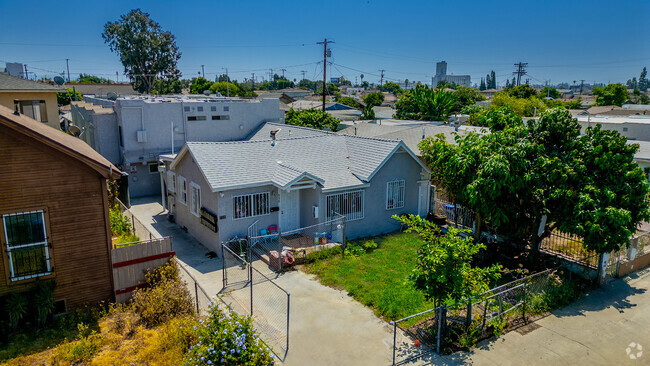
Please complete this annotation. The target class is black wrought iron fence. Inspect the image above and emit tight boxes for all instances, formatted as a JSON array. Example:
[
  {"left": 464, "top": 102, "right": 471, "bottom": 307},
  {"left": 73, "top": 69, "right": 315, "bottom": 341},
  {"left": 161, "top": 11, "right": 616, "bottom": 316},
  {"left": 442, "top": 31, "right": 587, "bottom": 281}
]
[
  {"left": 433, "top": 199, "right": 475, "bottom": 231},
  {"left": 540, "top": 231, "right": 599, "bottom": 268}
]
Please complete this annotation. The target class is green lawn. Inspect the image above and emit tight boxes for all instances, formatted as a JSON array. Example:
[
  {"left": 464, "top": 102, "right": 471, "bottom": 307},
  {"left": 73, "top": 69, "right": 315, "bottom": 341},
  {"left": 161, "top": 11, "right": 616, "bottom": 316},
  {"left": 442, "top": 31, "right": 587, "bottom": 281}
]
[{"left": 301, "top": 232, "right": 435, "bottom": 321}]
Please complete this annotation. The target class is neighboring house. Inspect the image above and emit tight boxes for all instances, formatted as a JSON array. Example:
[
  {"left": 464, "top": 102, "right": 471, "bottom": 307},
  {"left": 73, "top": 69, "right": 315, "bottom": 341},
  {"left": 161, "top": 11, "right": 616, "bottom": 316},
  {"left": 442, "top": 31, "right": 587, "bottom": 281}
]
[
  {"left": 66, "top": 83, "right": 140, "bottom": 97},
  {"left": 631, "top": 140, "right": 650, "bottom": 180},
  {"left": 277, "top": 88, "right": 311, "bottom": 98},
  {"left": 165, "top": 123, "right": 431, "bottom": 252},
  {"left": 576, "top": 115, "right": 650, "bottom": 141},
  {"left": 0, "top": 73, "right": 65, "bottom": 130},
  {"left": 0, "top": 105, "right": 121, "bottom": 312},
  {"left": 338, "top": 120, "right": 485, "bottom": 156},
  {"left": 71, "top": 94, "right": 284, "bottom": 198}
]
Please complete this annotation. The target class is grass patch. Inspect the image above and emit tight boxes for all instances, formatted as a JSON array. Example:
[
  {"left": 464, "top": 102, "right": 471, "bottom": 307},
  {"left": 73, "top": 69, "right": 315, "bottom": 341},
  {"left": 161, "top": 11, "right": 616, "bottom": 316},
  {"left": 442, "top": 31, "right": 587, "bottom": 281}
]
[{"left": 302, "top": 232, "right": 435, "bottom": 321}]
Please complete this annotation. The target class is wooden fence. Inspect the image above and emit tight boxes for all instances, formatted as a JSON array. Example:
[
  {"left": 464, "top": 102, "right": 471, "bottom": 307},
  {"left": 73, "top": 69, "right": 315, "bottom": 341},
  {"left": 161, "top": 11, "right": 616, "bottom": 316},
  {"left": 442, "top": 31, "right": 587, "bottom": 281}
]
[{"left": 112, "top": 237, "right": 174, "bottom": 303}]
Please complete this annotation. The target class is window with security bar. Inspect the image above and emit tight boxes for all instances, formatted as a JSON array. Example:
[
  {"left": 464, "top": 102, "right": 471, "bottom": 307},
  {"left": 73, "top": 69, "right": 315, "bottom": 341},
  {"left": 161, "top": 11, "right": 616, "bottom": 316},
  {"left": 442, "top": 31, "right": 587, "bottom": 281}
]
[
  {"left": 2, "top": 211, "right": 52, "bottom": 281},
  {"left": 233, "top": 192, "right": 270, "bottom": 219},
  {"left": 326, "top": 190, "right": 364, "bottom": 221},
  {"left": 386, "top": 180, "right": 405, "bottom": 210}
]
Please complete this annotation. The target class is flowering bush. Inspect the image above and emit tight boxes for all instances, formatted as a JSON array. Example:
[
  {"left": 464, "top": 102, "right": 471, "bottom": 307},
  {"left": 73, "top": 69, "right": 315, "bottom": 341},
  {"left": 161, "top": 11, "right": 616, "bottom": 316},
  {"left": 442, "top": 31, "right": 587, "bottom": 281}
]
[{"left": 185, "top": 302, "right": 274, "bottom": 366}]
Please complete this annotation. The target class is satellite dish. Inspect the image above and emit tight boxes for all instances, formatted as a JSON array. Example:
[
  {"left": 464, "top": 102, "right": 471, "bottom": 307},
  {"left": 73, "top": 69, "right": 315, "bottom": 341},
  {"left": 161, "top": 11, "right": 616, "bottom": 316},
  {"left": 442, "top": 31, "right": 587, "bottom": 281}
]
[
  {"left": 54, "top": 76, "right": 65, "bottom": 85},
  {"left": 68, "top": 125, "right": 82, "bottom": 137},
  {"left": 203, "top": 89, "right": 211, "bottom": 96},
  {"left": 107, "top": 92, "right": 118, "bottom": 100}
]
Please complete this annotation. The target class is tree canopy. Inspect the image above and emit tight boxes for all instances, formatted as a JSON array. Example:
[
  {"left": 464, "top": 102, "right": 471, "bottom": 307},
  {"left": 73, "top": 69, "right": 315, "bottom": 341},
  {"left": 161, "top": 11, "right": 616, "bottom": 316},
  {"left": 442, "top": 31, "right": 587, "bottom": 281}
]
[
  {"left": 189, "top": 77, "right": 212, "bottom": 94},
  {"left": 382, "top": 81, "right": 402, "bottom": 95},
  {"left": 539, "top": 86, "right": 562, "bottom": 99},
  {"left": 593, "top": 83, "right": 629, "bottom": 106},
  {"left": 286, "top": 108, "right": 340, "bottom": 131},
  {"left": 56, "top": 88, "right": 82, "bottom": 105},
  {"left": 452, "top": 85, "right": 486, "bottom": 112},
  {"left": 77, "top": 73, "right": 113, "bottom": 84},
  {"left": 419, "top": 107, "right": 650, "bottom": 254},
  {"left": 103, "top": 9, "right": 181, "bottom": 94},
  {"left": 395, "top": 84, "right": 455, "bottom": 121}
]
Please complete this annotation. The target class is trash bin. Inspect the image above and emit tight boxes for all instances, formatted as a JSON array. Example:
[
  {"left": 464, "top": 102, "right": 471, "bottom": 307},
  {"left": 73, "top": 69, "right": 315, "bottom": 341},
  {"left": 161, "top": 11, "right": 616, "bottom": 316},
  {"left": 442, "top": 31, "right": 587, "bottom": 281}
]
[{"left": 444, "top": 204, "right": 455, "bottom": 220}]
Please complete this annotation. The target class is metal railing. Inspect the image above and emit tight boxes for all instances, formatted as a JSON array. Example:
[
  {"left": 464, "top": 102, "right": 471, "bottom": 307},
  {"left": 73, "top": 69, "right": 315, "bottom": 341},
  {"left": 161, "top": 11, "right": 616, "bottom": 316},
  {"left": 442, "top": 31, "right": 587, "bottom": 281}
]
[
  {"left": 433, "top": 199, "right": 475, "bottom": 231},
  {"left": 390, "top": 267, "right": 562, "bottom": 365},
  {"left": 116, "top": 198, "right": 157, "bottom": 241},
  {"left": 540, "top": 231, "right": 599, "bottom": 268}
]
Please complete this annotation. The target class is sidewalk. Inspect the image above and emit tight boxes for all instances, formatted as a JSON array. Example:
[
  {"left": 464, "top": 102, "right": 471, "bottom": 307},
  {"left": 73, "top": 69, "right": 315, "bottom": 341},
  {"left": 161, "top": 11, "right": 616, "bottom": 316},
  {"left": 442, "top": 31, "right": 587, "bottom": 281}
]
[{"left": 465, "top": 267, "right": 650, "bottom": 365}]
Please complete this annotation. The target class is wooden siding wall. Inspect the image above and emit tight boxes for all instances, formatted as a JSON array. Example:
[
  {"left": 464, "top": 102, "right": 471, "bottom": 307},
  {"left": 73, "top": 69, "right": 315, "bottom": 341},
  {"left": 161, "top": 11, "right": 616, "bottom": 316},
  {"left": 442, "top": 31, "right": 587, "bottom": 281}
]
[
  {"left": 111, "top": 237, "right": 173, "bottom": 303},
  {"left": 0, "top": 129, "right": 114, "bottom": 309}
]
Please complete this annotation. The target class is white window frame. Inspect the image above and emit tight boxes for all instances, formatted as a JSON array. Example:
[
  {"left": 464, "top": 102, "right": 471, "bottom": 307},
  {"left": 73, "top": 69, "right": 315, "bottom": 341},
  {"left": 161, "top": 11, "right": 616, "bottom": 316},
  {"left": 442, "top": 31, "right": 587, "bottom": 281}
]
[
  {"left": 326, "top": 190, "right": 364, "bottom": 221},
  {"left": 190, "top": 182, "right": 201, "bottom": 217},
  {"left": 168, "top": 171, "right": 176, "bottom": 193},
  {"left": 233, "top": 192, "right": 270, "bottom": 220},
  {"left": 178, "top": 176, "right": 187, "bottom": 204},
  {"left": 2, "top": 210, "right": 52, "bottom": 281},
  {"left": 386, "top": 180, "right": 405, "bottom": 210}
]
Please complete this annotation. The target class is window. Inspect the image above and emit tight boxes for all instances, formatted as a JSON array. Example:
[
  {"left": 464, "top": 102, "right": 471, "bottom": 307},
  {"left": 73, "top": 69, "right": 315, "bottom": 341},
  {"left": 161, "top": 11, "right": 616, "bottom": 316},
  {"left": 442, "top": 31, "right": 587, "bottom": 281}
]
[
  {"left": 187, "top": 116, "right": 207, "bottom": 121},
  {"left": 190, "top": 182, "right": 201, "bottom": 217},
  {"left": 2, "top": 211, "right": 51, "bottom": 281},
  {"left": 210, "top": 106, "right": 217, "bottom": 112},
  {"left": 326, "top": 190, "right": 364, "bottom": 221},
  {"left": 223, "top": 106, "right": 229, "bottom": 112},
  {"left": 15, "top": 100, "right": 48, "bottom": 122},
  {"left": 148, "top": 163, "right": 159, "bottom": 174},
  {"left": 233, "top": 192, "right": 270, "bottom": 219},
  {"left": 168, "top": 171, "right": 176, "bottom": 192},
  {"left": 178, "top": 176, "right": 187, "bottom": 204},
  {"left": 197, "top": 106, "right": 203, "bottom": 112},
  {"left": 386, "top": 180, "right": 405, "bottom": 210},
  {"left": 623, "top": 127, "right": 628, "bottom": 132},
  {"left": 212, "top": 115, "right": 230, "bottom": 120},
  {"left": 184, "top": 106, "right": 190, "bottom": 112}
]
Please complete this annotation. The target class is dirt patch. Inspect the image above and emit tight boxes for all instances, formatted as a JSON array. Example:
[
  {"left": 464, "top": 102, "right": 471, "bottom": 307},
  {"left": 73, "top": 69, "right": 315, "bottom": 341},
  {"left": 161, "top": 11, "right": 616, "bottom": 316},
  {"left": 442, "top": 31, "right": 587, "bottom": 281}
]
[{"left": 515, "top": 322, "right": 542, "bottom": 335}]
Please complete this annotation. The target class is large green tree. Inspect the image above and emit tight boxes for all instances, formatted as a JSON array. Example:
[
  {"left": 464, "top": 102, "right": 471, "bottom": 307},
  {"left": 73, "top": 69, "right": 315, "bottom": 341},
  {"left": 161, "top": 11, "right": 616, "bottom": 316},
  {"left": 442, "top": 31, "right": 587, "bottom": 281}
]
[
  {"left": 395, "top": 84, "right": 456, "bottom": 121},
  {"left": 77, "top": 73, "right": 113, "bottom": 84},
  {"left": 452, "top": 85, "right": 486, "bottom": 112},
  {"left": 286, "top": 108, "right": 340, "bottom": 131},
  {"left": 189, "top": 77, "right": 213, "bottom": 94},
  {"left": 103, "top": 9, "right": 181, "bottom": 94},
  {"left": 382, "top": 81, "right": 402, "bottom": 95},
  {"left": 638, "top": 67, "right": 648, "bottom": 92},
  {"left": 420, "top": 108, "right": 650, "bottom": 254},
  {"left": 593, "top": 83, "right": 629, "bottom": 106}
]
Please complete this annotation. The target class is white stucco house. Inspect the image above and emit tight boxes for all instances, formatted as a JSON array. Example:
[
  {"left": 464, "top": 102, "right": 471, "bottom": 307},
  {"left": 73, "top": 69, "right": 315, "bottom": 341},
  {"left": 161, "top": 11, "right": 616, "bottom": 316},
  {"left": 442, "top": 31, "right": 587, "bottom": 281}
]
[{"left": 164, "top": 123, "right": 432, "bottom": 253}]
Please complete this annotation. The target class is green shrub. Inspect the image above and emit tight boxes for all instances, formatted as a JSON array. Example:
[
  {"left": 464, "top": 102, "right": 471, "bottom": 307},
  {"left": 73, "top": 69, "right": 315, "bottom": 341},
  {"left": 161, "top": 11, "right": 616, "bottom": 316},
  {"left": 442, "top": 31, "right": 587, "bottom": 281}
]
[
  {"left": 453, "top": 316, "right": 483, "bottom": 348},
  {"left": 146, "top": 259, "right": 181, "bottom": 285},
  {"left": 32, "top": 280, "right": 56, "bottom": 326},
  {"left": 49, "top": 323, "right": 104, "bottom": 365},
  {"left": 130, "top": 262, "right": 194, "bottom": 327},
  {"left": 5, "top": 292, "right": 28, "bottom": 331},
  {"left": 185, "top": 304, "right": 274, "bottom": 365},
  {"left": 116, "top": 233, "right": 140, "bottom": 245},
  {"left": 489, "top": 317, "right": 507, "bottom": 337},
  {"left": 110, "top": 205, "right": 133, "bottom": 237},
  {"left": 304, "top": 245, "right": 343, "bottom": 263},
  {"left": 344, "top": 240, "right": 378, "bottom": 257}
]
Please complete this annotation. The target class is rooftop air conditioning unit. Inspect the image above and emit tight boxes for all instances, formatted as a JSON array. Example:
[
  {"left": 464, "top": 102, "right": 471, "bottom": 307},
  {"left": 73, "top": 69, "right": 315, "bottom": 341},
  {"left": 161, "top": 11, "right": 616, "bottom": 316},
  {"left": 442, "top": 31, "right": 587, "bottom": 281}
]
[{"left": 136, "top": 130, "right": 147, "bottom": 143}]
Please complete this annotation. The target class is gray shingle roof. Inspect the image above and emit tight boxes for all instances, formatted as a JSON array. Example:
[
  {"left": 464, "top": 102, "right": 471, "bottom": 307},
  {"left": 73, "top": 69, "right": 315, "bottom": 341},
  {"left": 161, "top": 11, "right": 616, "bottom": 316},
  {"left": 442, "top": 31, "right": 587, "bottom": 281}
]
[
  {"left": 0, "top": 73, "right": 65, "bottom": 91},
  {"left": 180, "top": 123, "right": 412, "bottom": 192},
  {"left": 630, "top": 140, "right": 650, "bottom": 162}
]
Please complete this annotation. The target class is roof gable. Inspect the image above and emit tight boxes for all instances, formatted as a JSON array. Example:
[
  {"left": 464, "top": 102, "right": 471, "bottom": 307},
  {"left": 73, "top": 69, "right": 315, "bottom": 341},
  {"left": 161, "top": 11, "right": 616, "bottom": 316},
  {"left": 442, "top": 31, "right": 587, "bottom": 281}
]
[{"left": 0, "top": 73, "right": 65, "bottom": 92}]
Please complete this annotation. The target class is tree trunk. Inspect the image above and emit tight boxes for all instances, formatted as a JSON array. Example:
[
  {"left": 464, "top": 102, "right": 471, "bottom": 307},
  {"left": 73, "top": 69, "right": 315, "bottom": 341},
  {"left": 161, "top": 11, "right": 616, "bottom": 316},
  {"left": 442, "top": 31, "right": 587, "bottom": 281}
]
[{"left": 473, "top": 213, "right": 482, "bottom": 243}]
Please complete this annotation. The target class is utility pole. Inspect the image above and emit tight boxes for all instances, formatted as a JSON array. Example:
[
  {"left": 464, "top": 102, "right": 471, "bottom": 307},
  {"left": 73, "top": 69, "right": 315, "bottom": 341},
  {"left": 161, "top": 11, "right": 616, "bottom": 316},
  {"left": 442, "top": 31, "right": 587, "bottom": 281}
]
[
  {"left": 23, "top": 64, "right": 28, "bottom": 79},
  {"left": 201, "top": 65, "right": 205, "bottom": 78},
  {"left": 300, "top": 70, "right": 306, "bottom": 81},
  {"left": 579, "top": 80, "right": 585, "bottom": 96},
  {"left": 251, "top": 73, "right": 255, "bottom": 89},
  {"left": 379, "top": 69, "right": 385, "bottom": 89},
  {"left": 513, "top": 62, "right": 528, "bottom": 86},
  {"left": 317, "top": 38, "right": 334, "bottom": 111},
  {"left": 281, "top": 68, "right": 286, "bottom": 78},
  {"left": 65, "top": 59, "right": 71, "bottom": 82}
]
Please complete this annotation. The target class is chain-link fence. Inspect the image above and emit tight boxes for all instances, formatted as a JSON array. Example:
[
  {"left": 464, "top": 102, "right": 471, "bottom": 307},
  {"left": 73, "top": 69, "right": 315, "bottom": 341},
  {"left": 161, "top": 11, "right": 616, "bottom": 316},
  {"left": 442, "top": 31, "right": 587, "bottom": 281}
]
[
  {"left": 116, "top": 198, "right": 157, "bottom": 241},
  {"left": 433, "top": 199, "right": 475, "bottom": 231},
  {"left": 175, "top": 259, "right": 213, "bottom": 316},
  {"left": 390, "top": 267, "right": 562, "bottom": 365},
  {"left": 220, "top": 244, "right": 290, "bottom": 358}
]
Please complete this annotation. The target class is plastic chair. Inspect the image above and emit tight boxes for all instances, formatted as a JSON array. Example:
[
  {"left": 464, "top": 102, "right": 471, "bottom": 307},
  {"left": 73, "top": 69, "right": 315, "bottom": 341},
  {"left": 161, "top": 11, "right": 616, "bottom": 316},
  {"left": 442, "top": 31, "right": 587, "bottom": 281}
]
[{"left": 267, "top": 224, "right": 278, "bottom": 234}]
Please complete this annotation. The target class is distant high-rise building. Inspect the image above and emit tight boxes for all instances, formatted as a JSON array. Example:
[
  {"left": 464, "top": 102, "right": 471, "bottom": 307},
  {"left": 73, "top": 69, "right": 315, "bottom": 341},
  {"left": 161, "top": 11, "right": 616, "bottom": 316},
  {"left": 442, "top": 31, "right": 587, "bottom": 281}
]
[
  {"left": 432, "top": 61, "right": 471, "bottom": 87},
  {"left": 3, "top": 63, "right": 24, "bottom": 78}
]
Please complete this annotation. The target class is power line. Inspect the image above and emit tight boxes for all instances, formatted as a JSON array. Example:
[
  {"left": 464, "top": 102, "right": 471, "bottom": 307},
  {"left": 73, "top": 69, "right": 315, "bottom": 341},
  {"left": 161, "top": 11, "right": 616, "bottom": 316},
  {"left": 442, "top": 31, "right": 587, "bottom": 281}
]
[
  {"left": 317, "top": 38, "right": 334, "bottom": 112},
  {"left": 513, "top": 62, "right": 528, "bottom": 86}
]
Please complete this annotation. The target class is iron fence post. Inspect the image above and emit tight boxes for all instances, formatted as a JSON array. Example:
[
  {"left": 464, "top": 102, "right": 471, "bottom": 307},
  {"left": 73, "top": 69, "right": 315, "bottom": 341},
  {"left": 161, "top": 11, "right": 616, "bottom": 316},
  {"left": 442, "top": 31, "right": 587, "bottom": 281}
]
[
  {"left": 522, "top": 281, "right": 527, "bottom": 323},
  {"left": 221, "top": 242, "right": 226, "bottom": 291},
  {"left": 436, "top": 307, "right": 443, "bottom": 353},
  {"left": 392, "top": 321, "right": 397, "bottom": 365},
  {"left": 250, "top": 259, "right": 253, "bottom": 316},
  {"left": 286, "top": 292, "right": 291, "bottom": 351},
  {"left": 194, "top": 280, "right": 199, "bottom": 314},
  {"left": 466, "top": 300, "right": 472, "bottom": 326},
  {"left": 278, "top": 228, "right": 283, "bottom": 272}
]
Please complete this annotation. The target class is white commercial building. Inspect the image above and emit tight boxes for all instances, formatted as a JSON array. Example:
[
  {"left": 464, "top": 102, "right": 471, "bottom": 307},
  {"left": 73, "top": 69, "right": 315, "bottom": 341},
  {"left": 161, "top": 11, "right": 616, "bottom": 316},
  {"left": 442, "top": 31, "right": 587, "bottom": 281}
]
[{"left": 71, "top": 94, "right": 284, "bottom": 197}]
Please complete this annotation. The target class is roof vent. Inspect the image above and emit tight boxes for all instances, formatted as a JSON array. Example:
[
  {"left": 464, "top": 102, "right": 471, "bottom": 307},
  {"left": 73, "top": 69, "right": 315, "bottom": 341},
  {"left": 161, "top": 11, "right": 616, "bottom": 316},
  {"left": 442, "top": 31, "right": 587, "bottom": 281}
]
[{"left": 270, "top": 128, "right": 281, "bottom": 146}]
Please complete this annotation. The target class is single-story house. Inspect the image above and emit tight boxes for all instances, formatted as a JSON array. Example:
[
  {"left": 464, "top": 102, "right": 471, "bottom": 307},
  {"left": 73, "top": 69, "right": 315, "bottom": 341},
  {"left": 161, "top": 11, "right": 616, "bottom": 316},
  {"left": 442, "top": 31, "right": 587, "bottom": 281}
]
[
  {"left": 166, "top": 123, "right": 431, "bottom": 252},
  {"left": 0, "top": 104, "right": 121, "bottom": 313},
  {"left": 0, "top": 73, "right": 65, "bottom": 130}
]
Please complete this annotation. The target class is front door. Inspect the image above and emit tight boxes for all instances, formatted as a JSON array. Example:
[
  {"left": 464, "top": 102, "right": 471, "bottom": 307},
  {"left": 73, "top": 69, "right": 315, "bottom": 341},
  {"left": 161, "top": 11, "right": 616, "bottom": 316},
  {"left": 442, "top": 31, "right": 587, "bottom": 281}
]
[{"left": 280, "top": 189, "right": 300, "bottom": 232}]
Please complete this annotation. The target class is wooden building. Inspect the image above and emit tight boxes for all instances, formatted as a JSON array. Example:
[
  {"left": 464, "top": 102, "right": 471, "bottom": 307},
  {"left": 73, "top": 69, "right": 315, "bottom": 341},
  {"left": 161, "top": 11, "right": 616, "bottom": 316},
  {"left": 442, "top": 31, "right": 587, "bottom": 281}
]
[{"left": 0, "top": 104, "right": 121, "bottom": 312}]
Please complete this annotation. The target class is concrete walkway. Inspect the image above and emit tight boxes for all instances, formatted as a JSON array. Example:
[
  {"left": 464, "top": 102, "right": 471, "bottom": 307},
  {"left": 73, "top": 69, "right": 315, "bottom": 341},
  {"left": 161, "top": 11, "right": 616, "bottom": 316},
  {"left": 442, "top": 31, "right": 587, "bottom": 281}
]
[{"left": 128, "top": 196, "right": 650, "bottom": 365}]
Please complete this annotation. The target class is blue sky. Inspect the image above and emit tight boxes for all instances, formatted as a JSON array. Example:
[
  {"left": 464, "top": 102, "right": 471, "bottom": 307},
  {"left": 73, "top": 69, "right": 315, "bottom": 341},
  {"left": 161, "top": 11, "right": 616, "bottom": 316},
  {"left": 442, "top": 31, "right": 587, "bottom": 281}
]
[{"left": 1, "top": 0, "right": 648, "bottom": 86}]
